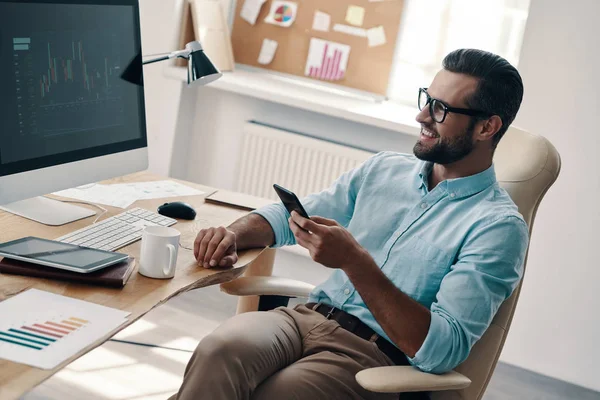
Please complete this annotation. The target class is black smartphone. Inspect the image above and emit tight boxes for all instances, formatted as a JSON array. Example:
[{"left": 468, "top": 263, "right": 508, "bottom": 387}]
[{"left": 273, "top": 184, "right": 310, "bottom": 219}]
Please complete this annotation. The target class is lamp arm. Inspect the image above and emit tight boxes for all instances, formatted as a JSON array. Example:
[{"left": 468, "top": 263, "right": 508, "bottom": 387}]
[{"left": 142, "top": 48, "right": 192, "bottom": 65}]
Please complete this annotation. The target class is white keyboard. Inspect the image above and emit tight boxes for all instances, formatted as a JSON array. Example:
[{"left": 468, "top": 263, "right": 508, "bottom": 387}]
[{"left": 56, "top": 207, "right": 177, "bottom": 252}]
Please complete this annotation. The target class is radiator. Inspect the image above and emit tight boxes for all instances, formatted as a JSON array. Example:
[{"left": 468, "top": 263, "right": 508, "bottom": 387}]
[{"left": 237, "top": 122, "right": 374, "bottom": 201}]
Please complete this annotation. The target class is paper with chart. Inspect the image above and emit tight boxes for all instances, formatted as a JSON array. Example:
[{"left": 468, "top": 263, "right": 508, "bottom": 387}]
[
  {"left": 0, "top": 289, "right": 130, "bottom": 369},
  {"left": 305, "top": 38, "right": 351, "bottom": 81},
  {"left": 53, "top": 180, "right": 206, "bottom": 209},
  {"left": 264, "top": 1, "right": 298, "bottom": 27}
]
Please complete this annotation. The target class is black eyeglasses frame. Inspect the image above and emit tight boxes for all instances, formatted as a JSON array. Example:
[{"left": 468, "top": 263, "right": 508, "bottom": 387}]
[{"left": 418, "top": 88, "right": 492, "bottom": 123}]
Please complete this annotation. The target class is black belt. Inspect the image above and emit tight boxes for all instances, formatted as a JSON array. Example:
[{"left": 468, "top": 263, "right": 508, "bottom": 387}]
[{"left": 306, "top": 302, "right": 409, "bottom": 366}]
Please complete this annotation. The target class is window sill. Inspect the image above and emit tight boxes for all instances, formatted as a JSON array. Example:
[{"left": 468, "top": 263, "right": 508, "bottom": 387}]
[{"left": 163, "top": 66, "right": 421, "bottom": 137}]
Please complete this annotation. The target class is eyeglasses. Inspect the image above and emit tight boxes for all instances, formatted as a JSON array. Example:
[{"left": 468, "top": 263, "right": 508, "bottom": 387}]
[{"left": 418, "top": 88, "right": 491, "bottom": 123}]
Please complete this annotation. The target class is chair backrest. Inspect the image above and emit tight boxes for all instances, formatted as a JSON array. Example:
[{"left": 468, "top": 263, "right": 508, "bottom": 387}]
[{"left": 432, "top": 127, "right": 561, "bottom": 400}]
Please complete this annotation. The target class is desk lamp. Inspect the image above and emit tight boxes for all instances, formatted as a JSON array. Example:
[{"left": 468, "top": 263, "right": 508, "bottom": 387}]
[{"left": 122, "top": 41, "right": 222, "bottom": 86}]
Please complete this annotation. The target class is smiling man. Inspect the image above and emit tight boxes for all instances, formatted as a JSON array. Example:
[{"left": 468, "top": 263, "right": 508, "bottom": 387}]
[{"left": 170, "top": 49, "right": 528, "bottom": 400}]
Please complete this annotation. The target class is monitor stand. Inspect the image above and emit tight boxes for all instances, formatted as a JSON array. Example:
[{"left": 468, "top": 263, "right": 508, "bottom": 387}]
[{"left": 0, "top": 196, "right": 96, "bottom": 226}]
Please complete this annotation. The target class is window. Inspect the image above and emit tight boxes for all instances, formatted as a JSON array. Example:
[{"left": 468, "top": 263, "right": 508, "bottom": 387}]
[{"left": 387, "top": 0, "right": 531, "bottom": 105}]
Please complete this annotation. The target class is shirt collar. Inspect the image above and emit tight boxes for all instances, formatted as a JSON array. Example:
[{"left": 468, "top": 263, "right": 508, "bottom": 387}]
[
  {"left": 416, "top": 161, "right": 433, "bottom": 190},
  {"left": 416, "top": 161, "right": 497, "bottom": 199}
]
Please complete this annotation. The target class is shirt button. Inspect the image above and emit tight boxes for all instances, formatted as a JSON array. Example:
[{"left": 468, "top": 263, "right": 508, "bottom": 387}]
[
  {"left": 450, "top": 193, "right": 456, "bottom": 198},
  {"left": 420, "top": 203, "right": 428, "bottom": 209},
  {"left": 344, "top": 288, "right": 351, "bottom": 295}
]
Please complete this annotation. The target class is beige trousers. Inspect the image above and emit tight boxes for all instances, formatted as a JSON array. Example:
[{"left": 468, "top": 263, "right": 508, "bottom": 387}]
[{"left": 169, "top": 304, "right": 400, "bottom": 400}]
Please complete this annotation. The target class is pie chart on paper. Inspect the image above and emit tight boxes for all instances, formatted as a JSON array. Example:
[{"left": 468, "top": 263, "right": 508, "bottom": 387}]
[{"left": 274, "top": 5, "right": 294, "bottom": 23}]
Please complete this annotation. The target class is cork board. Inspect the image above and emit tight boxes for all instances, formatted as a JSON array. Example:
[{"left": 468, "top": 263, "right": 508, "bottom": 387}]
[{"left": 230, "top": 0, "right": 404, "bottom": 95}]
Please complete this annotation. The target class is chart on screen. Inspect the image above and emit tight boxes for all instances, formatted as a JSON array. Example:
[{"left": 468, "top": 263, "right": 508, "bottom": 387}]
[
  {"left": 12, "top": 30, "right": 125, "bottom": 139},
  {"left": 0, "top": 289, "right": 129, "bottom": 369}
]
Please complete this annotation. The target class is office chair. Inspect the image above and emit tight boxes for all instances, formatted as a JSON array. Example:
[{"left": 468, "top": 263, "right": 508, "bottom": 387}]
[{"left": 221, "top": 127, "right": 561, "bottom": 399}]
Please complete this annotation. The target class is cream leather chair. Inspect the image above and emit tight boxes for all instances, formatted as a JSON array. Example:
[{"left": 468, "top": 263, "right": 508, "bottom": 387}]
[{"left": 221, "top": 127, "right": 561, "bottom": 399}]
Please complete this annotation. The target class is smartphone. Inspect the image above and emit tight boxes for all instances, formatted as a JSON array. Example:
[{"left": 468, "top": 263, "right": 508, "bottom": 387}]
[{"left": 273, "top": 184, "right": 310, "bottom": 219}]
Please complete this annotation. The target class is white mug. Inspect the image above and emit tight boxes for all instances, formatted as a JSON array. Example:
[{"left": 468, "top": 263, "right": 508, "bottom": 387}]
[{"left": 139, "top": 226, "right": 180, "bottom": 279}]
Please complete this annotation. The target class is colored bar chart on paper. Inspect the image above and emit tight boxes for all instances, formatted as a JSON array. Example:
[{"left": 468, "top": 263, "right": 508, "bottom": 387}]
[
  {"left": 0, "top": 289, "right": 129, "bottom": 369},
  {"left": 304, "top": 38, "right": 351, "bottom": 82},
  {"left": 0, "top": 317, "right": 89, "bottom": 350}
]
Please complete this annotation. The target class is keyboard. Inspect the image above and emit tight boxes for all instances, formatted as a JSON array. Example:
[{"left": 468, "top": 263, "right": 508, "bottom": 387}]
[{"left": 56, "top": 207, "right": 177, "bottom": 251}]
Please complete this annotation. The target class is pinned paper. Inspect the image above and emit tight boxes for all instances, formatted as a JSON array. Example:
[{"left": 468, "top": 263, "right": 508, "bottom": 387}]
[
  {"left": 345, "top": 5, "right": 365, "bottom": 26},
  {"left": 264, "top": 1, "right": 298, "bottom": 28},
  {"left": 312, "top": 10, "right": 331, "bottom": 32},
  {"left": 367, "top": 25, "right": 387, "bottom": 47},
  {"left": 305, "top": 38, "right": 351, "bottom": 81},
  {"left": 258, "top": 39, "right": 278, "bottom": 64},
  {"left": 240, "top": 0, "right": 266, "bottom": 25},
  {"left": 333, "top": 24, "right": 367, "bottom": 37}
]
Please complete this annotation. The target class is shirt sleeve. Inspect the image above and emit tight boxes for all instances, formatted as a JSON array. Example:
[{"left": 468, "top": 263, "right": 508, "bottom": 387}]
[
  {"left": 252, "top": 152, "right": 383, "bottom": 248},
  {"left": 407, "top": 215, "right": 529, "bottom": 373}
]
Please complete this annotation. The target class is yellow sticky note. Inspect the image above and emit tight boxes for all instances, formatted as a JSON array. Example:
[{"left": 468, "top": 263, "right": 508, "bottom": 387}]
[{"left": 345, "top": 5, "right": 365, "bottom": 27}]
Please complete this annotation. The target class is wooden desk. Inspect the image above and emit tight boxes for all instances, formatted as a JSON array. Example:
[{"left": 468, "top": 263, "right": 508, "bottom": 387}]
[{"left": 0, "top": 172, "right": 274, "bottom": 400}]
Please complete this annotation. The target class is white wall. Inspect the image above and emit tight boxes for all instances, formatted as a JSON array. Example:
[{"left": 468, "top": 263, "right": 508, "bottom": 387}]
[
  {"left": 500, "top": 0, "right": 600, "bottom": 392},
  {"left": 144, "top": 0, "right": 599, "bottom": 391},
  {"left": 138, "top": 0, "right": 190, "bottom": 176}
]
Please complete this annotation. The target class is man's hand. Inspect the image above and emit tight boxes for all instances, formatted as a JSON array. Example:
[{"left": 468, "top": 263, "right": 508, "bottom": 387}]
[
  {"left": 288, "top": 211, "right": 367, "bottom": 271},
  {"left": 193, "top": 227, "right": 238, "bottom": 268}
]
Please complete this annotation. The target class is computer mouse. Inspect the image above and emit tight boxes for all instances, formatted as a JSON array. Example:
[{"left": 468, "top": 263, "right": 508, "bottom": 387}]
[{"left": 157, "top": 202, "right": 197, "bottom": 220}]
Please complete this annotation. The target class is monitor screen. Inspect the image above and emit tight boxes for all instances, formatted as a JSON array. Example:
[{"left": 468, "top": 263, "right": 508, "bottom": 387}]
[{"left": 0, "top": 0, "right": 147, "bottom": 177}]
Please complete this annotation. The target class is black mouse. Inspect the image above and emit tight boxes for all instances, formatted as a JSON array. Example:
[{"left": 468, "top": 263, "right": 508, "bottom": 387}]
[{"left": 157, "top": 201, "right": 197, "bottom": 220}]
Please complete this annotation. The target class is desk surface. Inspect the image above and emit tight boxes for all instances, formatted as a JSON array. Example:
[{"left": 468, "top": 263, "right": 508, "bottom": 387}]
[{"left": 0, "top": 172, "right": 268, "bottom": 399}]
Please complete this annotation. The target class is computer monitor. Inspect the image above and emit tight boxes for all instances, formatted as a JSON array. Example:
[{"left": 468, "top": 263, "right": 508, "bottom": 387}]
[{"left": 0, "top": 0, "right": 148, "bottom": 225}]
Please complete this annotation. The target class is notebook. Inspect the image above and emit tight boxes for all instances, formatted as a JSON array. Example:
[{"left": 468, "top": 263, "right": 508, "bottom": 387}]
[
  {"left": 204, "top": 190, "right": 272, "bottom": 211},
  {"left": 0, "top": 256, "right": 135, "bottom": 288}
]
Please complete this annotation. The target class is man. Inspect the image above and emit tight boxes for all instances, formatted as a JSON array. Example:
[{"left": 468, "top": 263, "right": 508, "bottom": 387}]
[{"left": 170, "top": 49, "right": 528, "bottom": 400}]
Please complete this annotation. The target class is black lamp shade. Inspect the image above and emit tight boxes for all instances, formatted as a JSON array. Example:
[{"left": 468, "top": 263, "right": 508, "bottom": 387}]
[
  {"left": 188, "top": 49, "right": 222, "bottom": 86},
  {"left": 121, "top": 53, "right": 144, "bottom": 86}
]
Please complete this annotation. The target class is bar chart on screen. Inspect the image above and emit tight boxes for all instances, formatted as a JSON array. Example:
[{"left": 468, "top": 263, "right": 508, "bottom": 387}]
[
  {"left": 12, "top": 30, "right": 125, "bottom": 139},
  {"left": 304, "top": 38, "right": 351, "bottom": 82},
  {"left": 0, "top": 289, "right": 129, "bottom": 369}
]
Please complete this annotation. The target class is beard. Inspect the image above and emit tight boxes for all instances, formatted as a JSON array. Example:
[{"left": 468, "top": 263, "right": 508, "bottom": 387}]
[{"left": 413, "top": 118, "right": 477, "bottom": 164}]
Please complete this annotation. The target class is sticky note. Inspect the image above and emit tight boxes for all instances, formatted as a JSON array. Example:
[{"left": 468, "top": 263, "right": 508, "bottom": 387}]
[
  {"left": 345, "top": 5, "right": 365, "bottom": 26},
  {"left": 367, "top": 26, "right": 387, "bottom": 47},
  {"left": 258, "top": 38, "right": 278, "bottom": 65},
  {"left": 312, "top": 10, "right": 331, "bottom": 32},
  {"left": 333, "top": 24, "right": 367, "bottom": 37},
  {"left": 240, "top": 0, "right": 266, "bottom": 25}
]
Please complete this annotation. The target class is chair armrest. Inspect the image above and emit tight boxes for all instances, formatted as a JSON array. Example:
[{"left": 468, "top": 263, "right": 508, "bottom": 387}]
[
  {"left": 355, "top": 366, "right": 471, "bottom": 393},
  {"left": 220, "top": 276, "right": 316, "bottom": 298}
]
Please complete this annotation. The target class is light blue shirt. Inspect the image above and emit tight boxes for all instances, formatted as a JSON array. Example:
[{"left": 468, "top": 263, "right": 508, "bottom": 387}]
[{"left": 254, "top": 152, "right": 528, "bottom": 373}]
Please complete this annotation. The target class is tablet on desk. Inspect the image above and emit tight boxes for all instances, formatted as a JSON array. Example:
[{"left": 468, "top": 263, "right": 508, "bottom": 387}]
[{"left": 0, "top": 237, "right": 129, "bottom": 274}]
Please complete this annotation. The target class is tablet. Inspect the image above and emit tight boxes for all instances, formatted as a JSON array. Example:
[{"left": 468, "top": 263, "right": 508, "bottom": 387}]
[{"left": 0, "top": 237, "right": 129, "bottom": 274}]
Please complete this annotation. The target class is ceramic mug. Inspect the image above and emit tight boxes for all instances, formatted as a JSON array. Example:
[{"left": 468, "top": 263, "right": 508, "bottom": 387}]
[{"left": 138, "top": 226, "right": 180, "bottom": 279}]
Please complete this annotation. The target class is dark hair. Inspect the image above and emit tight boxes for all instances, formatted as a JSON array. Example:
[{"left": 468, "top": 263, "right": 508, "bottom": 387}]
[{"left": 442, "top": 49, "right": 523, "bottom": 147}]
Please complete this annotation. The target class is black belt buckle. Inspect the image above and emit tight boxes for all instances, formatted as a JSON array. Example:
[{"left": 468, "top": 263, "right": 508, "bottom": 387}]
[{"left": 324, "top": 306, "right": 336, "bottom": 319}]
